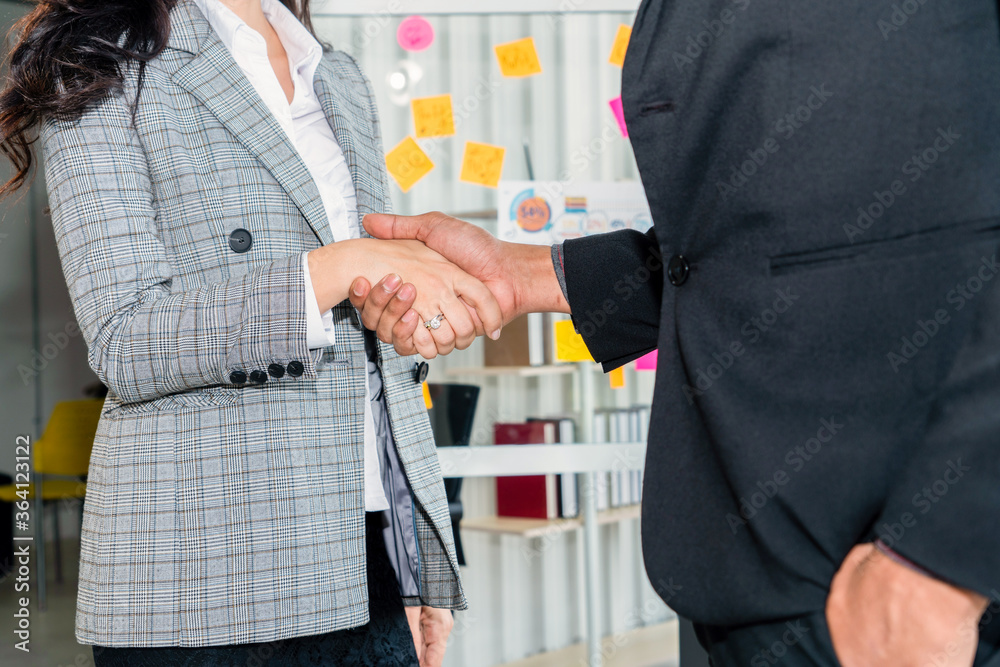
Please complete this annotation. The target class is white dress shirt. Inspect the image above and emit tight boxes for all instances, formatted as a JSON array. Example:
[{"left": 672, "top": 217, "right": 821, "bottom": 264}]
[{"left": 194, "top": 0, "right": 389, "bottom": 512}]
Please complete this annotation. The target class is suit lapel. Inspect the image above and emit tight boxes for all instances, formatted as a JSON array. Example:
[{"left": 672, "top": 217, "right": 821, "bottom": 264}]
[
  {"left": 168, "top": 1, "right": 335, "bottom": 246},
  {"left": 312, "top": 55, "right": 382, "bottom": 232}
]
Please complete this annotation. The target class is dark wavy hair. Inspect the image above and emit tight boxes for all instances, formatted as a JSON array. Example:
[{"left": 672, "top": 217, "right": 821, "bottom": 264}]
[{"left": 0, "top": 0, "right": 315, "bottom": 200}]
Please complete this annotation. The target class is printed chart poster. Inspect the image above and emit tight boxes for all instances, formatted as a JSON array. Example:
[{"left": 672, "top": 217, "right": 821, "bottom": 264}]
[{"left": 497, "top": 181, "right": 653, "bottom": 245}]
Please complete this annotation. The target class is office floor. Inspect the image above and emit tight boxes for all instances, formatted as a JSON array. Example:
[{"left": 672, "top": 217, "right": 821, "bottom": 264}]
[{"left": 0, "top": 537, "right": 677, "bottom": 667}]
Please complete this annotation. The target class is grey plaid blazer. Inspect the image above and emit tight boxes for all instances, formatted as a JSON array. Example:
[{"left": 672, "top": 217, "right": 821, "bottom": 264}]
[{"left": 40, "top": 0, "right": 465, "bottom": 648}]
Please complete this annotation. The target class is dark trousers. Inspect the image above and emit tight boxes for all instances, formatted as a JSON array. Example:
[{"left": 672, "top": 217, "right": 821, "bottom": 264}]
[
  {"left": 695, "top": 607, "right": 1000, "bottom": 667},
  {"left": 92, "top": 513, "right": 418, "bottom": 667}
]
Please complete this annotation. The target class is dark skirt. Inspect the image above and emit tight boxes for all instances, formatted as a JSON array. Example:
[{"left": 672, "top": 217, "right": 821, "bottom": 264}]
[{"left": 92, "top": 513, "right": 419, "bottom": 667}]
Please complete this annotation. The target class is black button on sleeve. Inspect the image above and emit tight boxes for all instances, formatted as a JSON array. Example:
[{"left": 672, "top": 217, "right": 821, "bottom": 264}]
[
  {"left": 667, "top": 255, "right": 690, "bottom": 286},
  {"left": 414, "top": 362, "right": 429, "bottom": 384},
  {"left": 286, "top": 360, "right": 305, "bottom": 377},
  {"left": 268, "top": 363, "right": 286, "bottom": 379},
  {"left": 229, "top": 370, "right": 247, "bottom": 385},
  {"left": 249, "top": 370, "right": 268, "bottom": 384},
  {"left": 228, "top": 228, "right": 253, "bottom": 253}
]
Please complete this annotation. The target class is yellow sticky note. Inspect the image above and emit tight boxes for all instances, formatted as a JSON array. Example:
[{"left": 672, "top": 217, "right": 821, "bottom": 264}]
[
  {"left": 459, "top": 141, "right": 506, "bottom": 188},
  {"left": 494, "top": 37, "right": 543, "bottom": 78},
  {"left": 609, "top": 366, "right": 626, "bottom": 389},
  {"left": 422, "top": 382, "right": 434, "bottom": 410},
  {"left": 385, "top": 136, "right": 434, "bottom": 193},
  {"left": 608, "top": 24, "right": 632, "bottom": 67},
  {"left": 554, "top": 320, "right": 595, "bottom": 363},
  {"left": 411, "top": 94, "right": 455, "bottom": 139}
]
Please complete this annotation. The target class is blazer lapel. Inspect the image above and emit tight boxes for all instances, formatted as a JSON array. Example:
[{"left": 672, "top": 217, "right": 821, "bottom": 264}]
[
  {"left": 312, "top": 56, "right": 383, "bottom": 234},
  {"left": 167, "top": 1, "right": 335, "bottom": 246}
]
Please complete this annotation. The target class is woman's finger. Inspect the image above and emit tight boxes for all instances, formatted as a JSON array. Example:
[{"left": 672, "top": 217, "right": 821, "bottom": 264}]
[
  {"left": 438, "top": 296, "right": 477, "bottom": 351},
  {"left": 411, "top": 318, "right": 438, "bottom": 360},
  {"left": 425, "top": 311, "right": 458, "bottom": 356},
  {"left": 375, "top": 283, "right": 417, "bottom": 344},
  {"left": 391, "top": 309, "right": 421, "bottom": 356}
]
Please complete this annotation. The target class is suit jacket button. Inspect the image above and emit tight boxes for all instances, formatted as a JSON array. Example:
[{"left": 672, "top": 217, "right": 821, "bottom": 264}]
[
  {"left": 229, "top": 370, "right": 247, "bottom": 385},
  {"left": 286, "top": 360, "right": 305, "bottom": 377},
  {"left": 228, "top": 228, "right": 253, "bottom": 253},
  {"left": 268, "top": 363, "right": 286, "bottom": 379},
  {"left": 249, "top": 369, "right": 268, "bottom": 384},
  {"left": 667, "top": 255, "right": 690, "bottom": 286},
  {"left": 414, "top": 361, "right": 429, "bottom": 384}
]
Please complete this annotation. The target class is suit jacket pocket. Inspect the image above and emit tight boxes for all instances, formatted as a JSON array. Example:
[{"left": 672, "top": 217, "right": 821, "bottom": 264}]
[
  {"left": 769, "top": 217, "right": 1000, "bottom": 276},
  {"left": 103, "top": 386, "right": 241, "bottom": 417}
]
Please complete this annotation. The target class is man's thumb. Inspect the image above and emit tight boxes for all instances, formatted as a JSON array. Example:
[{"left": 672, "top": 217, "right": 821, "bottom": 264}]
[{"left": 363, "top": 213, "right": 430, "bottom": 241}]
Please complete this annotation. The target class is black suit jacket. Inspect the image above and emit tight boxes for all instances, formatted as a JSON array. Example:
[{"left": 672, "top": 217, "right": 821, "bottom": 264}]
[{"left": 563, "top": 0, "right": 1000, "bottom": 627}]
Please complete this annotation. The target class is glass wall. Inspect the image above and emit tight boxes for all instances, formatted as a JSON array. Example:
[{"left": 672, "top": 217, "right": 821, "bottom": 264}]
[{"left": 312, "top": 11, "right": 641, "bottom": 230}]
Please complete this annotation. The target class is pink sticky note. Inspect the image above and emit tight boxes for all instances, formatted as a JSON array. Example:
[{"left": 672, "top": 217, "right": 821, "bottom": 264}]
[
  {"left": 397, "top": 16, "right": 435, "bottom": 52},
  {"left": 609, "top": 96, "right": 628, "bottom": 138},
  {"left": 636, "top": 349, "right": 658, "bottom": 371}
]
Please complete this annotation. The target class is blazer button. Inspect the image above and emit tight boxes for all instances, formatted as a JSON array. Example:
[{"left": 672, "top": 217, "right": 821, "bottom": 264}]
[
  {"left": 667, "top": 255, "right": 690, "bottom": 286},
  {"left": 249, "top": 369, "right": 268, "bottom": 384},
  {"left": 228, "top": 228, "right": 253, "bottom": 253},
  {"left": 414, "top": 361, "right": 429, "bottom": 384},
  {"left": 286, "top": 360, "right": 305, "bottom": 377},
  {"left": 229, "top": 370, "right": 247, "bottom": 385},
  {"left": 268, "top": 363, "right": 286, "bottom": 379}
]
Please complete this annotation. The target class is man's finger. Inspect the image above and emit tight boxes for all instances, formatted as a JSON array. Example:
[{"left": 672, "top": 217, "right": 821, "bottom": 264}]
[
  {"left": 454, "top": 273, "right": 503, "bottom": 340},
  {"left": 355, "top": 274, "right": 402, "bottom": 331},
  {"left": 348, "top": 277, "right": 372, "bottom": 311}
]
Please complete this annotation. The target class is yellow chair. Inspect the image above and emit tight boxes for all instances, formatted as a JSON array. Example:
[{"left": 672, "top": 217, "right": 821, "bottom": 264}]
[{"left": 0, "top": 398, "right": 103, "bottom": 610}]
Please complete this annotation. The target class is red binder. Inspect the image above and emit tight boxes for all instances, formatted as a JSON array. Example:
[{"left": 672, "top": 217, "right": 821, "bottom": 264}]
[{"left": 494, "top": 422, "right": 558, "bottom": 519}]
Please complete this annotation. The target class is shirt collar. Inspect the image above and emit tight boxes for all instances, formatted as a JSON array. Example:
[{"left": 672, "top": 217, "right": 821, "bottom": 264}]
[{"left": 192, "top": 0, "right": 323, "bottom": 84}]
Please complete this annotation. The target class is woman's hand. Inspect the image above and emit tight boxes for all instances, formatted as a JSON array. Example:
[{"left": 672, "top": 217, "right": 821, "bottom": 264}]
[
  {"left": 308, "top": 238, "right": 502, "bottom": 359},
  {"left": 404, "top": 606, "right": 454, "bottom": 667}
]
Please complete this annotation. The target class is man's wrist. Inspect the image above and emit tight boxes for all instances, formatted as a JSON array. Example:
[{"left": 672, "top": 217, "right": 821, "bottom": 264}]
[{"left": 509, "top": 242, "right": 570, "bottom": 318}]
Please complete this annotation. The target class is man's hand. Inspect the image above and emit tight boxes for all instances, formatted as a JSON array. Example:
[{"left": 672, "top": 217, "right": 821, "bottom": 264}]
[
  {"left": 404, "top": 605, "right": 454, "bottom": 667},
  {"left": 826, "top": 543, "right": 988, "bottom": 666},
  {"left": 355, "top": 212, "right": 570, "bottom": 358}
]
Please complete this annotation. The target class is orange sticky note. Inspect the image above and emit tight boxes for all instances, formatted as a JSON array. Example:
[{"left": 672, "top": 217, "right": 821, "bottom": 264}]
[
  {"left": 459, "top": 141, "right": 506, "bottom": 188},
  {"left": 609, "top": 366, "right": 626, "bottom": 389},
  {"left": 494, "top": 37, "right": 543, "bottom": 78},
  {"left": 422, "top": 382, "right": 433, "bottom": 410},
  {"left": 411, "top": 94, "right": 455, "bottom": 138},
  {"left": 554, "top": 320, "right": 595, "bottom": 363},
  {"left": 608, "top": 24, "right": 632, "bottom": 67},
  {"left": 385, "top": 136, "right": 434, "bottom": 193}
]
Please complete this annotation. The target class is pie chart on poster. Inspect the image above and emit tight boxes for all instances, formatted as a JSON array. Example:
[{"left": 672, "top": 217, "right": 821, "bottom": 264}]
[{"left": 398, "top": 16, "right": 435, "bottom": 52}]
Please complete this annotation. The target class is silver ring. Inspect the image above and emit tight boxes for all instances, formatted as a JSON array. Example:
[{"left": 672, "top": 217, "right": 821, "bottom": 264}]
[{"left": 424, "top": 313, "right": 446, "bottom": 330}]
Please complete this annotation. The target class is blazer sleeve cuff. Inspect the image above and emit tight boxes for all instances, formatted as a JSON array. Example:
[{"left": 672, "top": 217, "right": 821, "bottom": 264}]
[{"left": 563, "top": 228, "right": 664, "bottom": 370}]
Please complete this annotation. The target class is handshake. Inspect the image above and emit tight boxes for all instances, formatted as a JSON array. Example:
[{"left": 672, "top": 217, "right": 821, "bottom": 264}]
[{"left": 309, "top": 211, "right": 570, "bottom": 359}]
